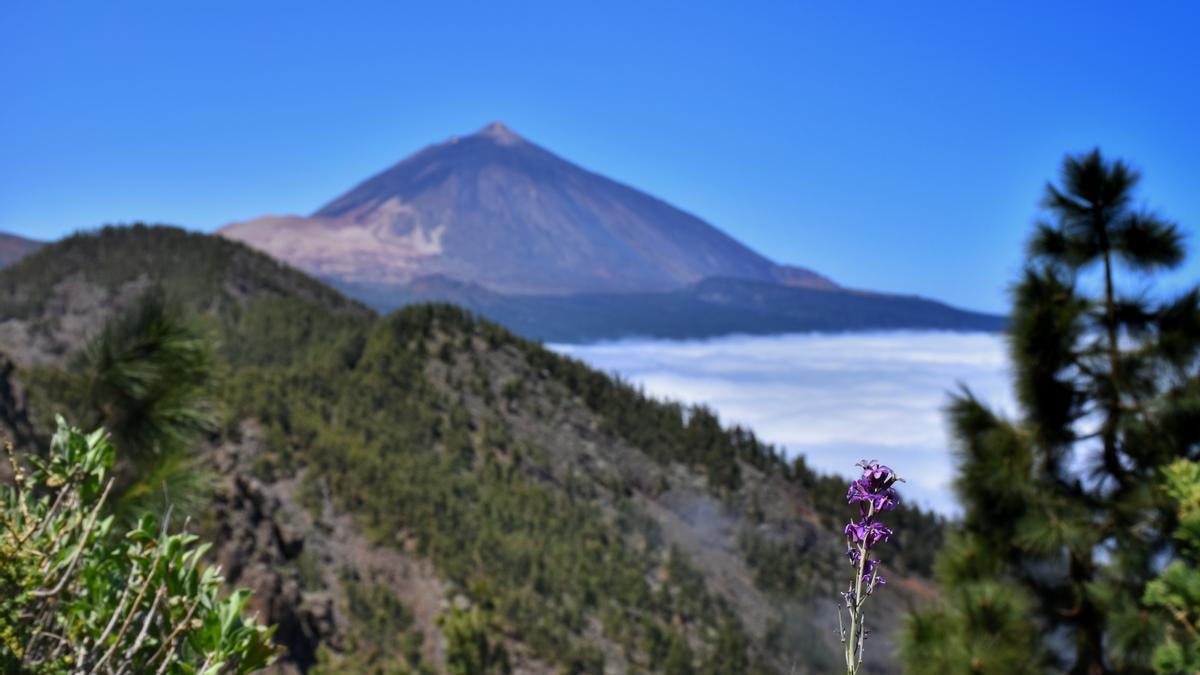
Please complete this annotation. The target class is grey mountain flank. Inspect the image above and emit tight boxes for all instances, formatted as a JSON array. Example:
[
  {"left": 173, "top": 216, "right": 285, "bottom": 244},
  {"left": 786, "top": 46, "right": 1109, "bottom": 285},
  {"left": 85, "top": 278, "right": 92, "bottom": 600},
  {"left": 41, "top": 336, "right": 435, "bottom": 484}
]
[
  {"left": 0, "top": 232, "right": 42, "bottom": 269},
  {"left": 222, "top": 122, "right": 834, "bottom": 295},
  {"left": 219, "top": 123, "right": 1003, "bottom": 341}
]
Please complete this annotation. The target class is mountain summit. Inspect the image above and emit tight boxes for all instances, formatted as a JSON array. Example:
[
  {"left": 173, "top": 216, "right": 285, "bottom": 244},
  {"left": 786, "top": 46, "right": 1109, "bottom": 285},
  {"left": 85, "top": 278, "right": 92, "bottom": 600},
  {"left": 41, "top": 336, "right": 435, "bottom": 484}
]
[
  {"left": 221, "top": 123, "right": 832, "bottom": 295},
  {"left": 472, "top": 120, "right": 524, "bottom": 145},
  {"left": 221, "top": 124, "right": 1003, "bottom": 340}
]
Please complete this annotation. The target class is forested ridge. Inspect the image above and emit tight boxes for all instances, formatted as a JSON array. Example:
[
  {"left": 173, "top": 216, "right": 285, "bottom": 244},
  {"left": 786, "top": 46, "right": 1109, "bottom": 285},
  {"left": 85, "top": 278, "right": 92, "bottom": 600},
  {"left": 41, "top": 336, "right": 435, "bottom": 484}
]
[{"left": 0, "top": 224, "right": 942, "bottom": 673}]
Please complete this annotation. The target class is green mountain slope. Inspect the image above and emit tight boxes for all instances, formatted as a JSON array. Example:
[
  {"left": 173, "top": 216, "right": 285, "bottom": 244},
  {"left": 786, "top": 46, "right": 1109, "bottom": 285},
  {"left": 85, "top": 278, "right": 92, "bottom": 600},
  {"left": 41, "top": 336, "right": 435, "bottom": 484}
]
[
  {"left": 0, "top": 223, "right": 371, "bottom": 367},
  {"left": 0, "top": 225, "right": 942, "bottom": 673}
]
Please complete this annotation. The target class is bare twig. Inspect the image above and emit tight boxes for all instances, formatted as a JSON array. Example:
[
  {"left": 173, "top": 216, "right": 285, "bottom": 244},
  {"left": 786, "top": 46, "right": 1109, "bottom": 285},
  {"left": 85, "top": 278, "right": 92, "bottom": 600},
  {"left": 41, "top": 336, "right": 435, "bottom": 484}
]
[
  {"left": 150, "top": 597, "right": 203, "bottom": 674},
  {"left": 91, "top": 535, "right": 167, "bottom": 674},
  {"left": 113, "top": 586, "right": 166, "bottom": 675},
  {"left": 32, "top": 478, "right": 113, "bottom": 598},
  {"left": 88, "top": 564, "right": 143, "bottom": 667}
]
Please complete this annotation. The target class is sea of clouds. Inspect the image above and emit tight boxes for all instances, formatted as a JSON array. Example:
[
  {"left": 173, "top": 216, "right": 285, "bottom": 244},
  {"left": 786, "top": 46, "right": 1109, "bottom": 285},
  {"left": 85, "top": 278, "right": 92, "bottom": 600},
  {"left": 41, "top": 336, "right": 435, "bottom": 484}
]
[{"left": 551, "top": 331, "right": 1016, "bottom": 514}]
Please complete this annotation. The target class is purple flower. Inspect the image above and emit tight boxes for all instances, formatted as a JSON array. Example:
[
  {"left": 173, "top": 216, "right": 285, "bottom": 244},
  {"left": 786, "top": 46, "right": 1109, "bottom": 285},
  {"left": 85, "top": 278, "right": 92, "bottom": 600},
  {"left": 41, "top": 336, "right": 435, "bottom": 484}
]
[
  {"left": 839, "top": 460, "right": 902, "bottom": 669},
  {"left": 858, "top": 558, "right": 886, "bottom": 585},
  {"left": 844, "top": 521, "right": 893, "bottom": 546},
  {"left": 860, "top": 460, "right": 895, "bottom": 484},
  {"left": 846, "top": 461, "right": 903, "bottom": 516},
  {"left": 848, "top": 482, "right": 900, "bottom": 513}
]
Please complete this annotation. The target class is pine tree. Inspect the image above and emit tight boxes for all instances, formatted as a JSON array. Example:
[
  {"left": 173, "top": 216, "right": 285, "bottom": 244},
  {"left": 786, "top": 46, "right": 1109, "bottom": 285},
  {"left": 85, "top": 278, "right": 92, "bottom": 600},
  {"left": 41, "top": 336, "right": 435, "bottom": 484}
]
[
  {"left": 663, "top": 629, "right": 695, "bottom": 675},
  {"left": 437, "top": 605, "right": 511, "bottom": 675},
  {"left": 59, "top": 289, "right": 215, "bottom": 521},
  {"left": 902, "top": 150, "right": 1200, "bottom": 674}
]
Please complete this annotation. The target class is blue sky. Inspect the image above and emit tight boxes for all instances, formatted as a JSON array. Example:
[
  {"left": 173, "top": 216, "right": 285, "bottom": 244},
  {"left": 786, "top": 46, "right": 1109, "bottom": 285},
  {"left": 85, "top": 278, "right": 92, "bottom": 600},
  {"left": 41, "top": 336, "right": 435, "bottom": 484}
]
[{"left": 2, "top": 1, "right": 1198, "bottom": 312}]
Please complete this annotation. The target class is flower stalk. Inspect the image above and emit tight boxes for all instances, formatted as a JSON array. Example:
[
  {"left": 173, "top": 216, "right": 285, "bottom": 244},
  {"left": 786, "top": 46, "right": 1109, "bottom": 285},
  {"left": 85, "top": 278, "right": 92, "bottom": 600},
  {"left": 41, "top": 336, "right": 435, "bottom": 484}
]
[{"left": 839, "top": 460, "right": 901, "bottom": 675}]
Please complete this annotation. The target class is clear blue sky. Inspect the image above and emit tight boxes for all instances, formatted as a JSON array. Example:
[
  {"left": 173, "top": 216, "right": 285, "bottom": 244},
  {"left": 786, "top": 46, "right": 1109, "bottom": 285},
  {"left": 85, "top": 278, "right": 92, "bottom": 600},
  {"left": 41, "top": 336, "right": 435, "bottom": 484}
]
[{"left": 2, "top": 1, "right": 1198, "bottom": 313}]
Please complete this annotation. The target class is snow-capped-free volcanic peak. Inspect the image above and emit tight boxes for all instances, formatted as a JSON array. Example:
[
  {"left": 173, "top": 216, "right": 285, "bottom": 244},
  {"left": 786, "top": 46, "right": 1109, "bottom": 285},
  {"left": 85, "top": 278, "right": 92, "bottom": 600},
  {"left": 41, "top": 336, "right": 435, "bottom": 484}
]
[{"left": 221, "top": 123, "right": 833, "bottom": 295}]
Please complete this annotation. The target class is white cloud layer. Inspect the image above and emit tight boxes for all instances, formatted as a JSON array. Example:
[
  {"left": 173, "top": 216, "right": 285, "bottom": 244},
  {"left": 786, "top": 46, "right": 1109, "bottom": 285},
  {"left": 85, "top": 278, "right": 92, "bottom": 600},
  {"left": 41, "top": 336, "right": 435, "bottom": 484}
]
[{"left": 551, "top": 331, "right": 1016, "bottom": 514}]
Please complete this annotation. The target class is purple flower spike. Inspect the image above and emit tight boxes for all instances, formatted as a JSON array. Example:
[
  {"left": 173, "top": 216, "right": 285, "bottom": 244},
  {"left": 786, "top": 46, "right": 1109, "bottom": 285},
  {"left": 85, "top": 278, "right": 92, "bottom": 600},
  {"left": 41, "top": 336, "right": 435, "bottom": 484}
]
[{"left": 839, "top": 460, "right": 902, "bottom": 673}]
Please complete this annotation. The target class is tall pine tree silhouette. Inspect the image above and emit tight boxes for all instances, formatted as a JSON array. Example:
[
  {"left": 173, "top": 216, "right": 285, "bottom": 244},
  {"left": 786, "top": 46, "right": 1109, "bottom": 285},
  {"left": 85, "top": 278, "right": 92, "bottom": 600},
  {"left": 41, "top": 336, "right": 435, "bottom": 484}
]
[{"left": 902, "top": 150, "right": 1200, "bottom": 674}]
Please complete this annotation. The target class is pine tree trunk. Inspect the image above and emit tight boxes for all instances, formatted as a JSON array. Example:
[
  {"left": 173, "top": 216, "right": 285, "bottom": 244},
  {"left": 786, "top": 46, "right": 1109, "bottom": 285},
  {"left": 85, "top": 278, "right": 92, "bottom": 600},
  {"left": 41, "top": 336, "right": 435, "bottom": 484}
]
[
  {"left": 1069, "top": 553, "right": 1111, "bottom": 675},
  {"left": 1098, "top": 215, "right": 1124, "bottom": 486}
]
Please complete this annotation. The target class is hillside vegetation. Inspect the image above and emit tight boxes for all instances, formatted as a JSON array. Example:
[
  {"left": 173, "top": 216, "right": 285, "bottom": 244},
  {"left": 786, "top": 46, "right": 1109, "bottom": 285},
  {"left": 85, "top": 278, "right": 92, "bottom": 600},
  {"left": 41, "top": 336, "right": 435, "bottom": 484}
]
[{"left": 0, "top": 225, "right": 942, "bottom": 673}]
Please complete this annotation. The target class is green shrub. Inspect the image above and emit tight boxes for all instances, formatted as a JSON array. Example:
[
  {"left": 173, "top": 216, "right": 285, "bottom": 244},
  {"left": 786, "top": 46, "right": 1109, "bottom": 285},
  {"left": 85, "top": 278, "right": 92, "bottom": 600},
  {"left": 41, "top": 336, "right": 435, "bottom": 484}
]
[
  {"left": 1, "top": 417, "right": 278, "bottom": 674},
  {"left": 1144, "top": 460, "right": 1200, "bottom": 673}
]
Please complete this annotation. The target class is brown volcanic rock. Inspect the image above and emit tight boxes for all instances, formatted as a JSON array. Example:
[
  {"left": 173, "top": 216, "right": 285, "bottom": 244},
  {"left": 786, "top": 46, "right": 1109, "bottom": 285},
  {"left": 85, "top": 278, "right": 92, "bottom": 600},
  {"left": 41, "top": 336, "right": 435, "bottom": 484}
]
[
  {"left": 772, "top": 263, "right": 839, "bottom": 290},
  {"left": 206, "top": 421, "right": 449, "bottom": 674},
  {"left": 221, "top": 123, "right": 828, "bottom": 295}
]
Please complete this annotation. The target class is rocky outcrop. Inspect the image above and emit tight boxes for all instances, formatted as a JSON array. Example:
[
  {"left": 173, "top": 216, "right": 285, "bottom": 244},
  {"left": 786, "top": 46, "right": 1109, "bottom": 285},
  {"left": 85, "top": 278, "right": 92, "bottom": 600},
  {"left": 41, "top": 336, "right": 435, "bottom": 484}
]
[
  {"left": 0, "top": 352, "right": 37, "bottom": 456},
  {"left": 207, "top": 422, "right": 448, "bottom": 673}
]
